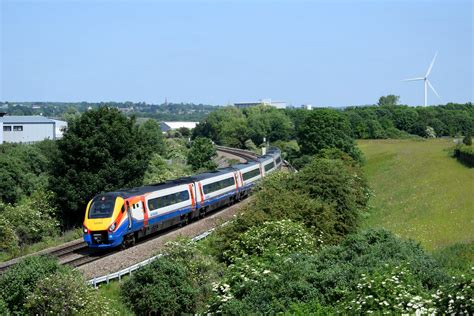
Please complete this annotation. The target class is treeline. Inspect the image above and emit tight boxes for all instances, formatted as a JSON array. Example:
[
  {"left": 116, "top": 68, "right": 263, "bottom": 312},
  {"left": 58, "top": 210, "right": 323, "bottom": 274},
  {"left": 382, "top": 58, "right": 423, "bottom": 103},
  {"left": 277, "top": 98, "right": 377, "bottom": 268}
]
[
  {"left": 192, "top": 102, "right": 473, "bottom": 166},
  {"left": 0, "top": 101, "right": 219, "bottom": 122},
  {"left": 344, "top": 103, "right": 473, "bottom": 139}
]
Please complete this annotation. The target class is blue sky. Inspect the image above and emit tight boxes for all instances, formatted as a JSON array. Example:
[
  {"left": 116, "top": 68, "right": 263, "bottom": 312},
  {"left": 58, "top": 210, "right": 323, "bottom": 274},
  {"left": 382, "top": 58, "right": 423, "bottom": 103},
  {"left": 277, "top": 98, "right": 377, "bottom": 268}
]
[{"left": 1, "top": 0, "right": 472, "bottom": 107}]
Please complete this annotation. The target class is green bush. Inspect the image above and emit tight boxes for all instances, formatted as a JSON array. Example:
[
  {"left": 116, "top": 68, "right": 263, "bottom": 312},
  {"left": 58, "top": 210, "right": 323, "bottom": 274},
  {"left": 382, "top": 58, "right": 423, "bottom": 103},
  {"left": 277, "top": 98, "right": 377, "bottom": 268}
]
[
  {"left": 164, "top": 238, "right": 223, "bottom": 313},
  {"left": 0, "top": 142, "right": 51, "bottom": 204},
  {"left": 121, "top": 256, "right": 199, "bottom": 315},
  {"left": 297, "top": 109, "right": 363, "bottom": 163},
  {"left": 0, "top": 256, "right": 69, "bottom": 314},
  {"left": 224, "top": 220, "right": 317, "bottom": 263},
  {"left": 454, "top": 145, "right": 474, "bottom": 167},
  {"left": 463, "top": 132, "right": 472, "bottom": 145},
  {"left": 0, "top": 297, "right": 9, "bottom": 316},
  {"left": 0, "top": 215, "right": 19, "bottom": 253},
  {"left": 295, "top": 157, "right": 370, "bottom": 238},
  {"left": 143, "top": 153, "right": 191, "bottom": 184},
  {"left": 205, "top": 172, "right": 337, "bottom": 262},
  {"left": 435, "top": 271, "right": 473, "bottom": 314},
  {"left": 1, "top": 191, "right": 59, "bottom": 245},
  {"left": 337, "top": 264, "right": 436, "bottom": 314},
  {"left": 26, "top": 271, "right": 116, "bottom": 316},
  {"left": 187, "top": 137, "right": 218, "bottom": 171}
]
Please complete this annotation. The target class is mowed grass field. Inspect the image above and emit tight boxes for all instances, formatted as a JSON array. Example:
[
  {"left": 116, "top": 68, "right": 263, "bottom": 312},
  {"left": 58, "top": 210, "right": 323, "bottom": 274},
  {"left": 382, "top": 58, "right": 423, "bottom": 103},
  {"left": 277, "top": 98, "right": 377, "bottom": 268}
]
[{"left": 358, "top": 138, "right": 473, "bottom": 252}]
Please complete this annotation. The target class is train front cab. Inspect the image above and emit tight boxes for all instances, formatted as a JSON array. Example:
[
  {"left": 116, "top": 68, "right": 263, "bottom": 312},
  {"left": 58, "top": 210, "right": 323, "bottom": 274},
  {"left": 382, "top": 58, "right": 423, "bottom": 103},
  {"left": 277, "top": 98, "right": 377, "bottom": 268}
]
[{"left": 83, "top": 194, "right": 129, "bottom": 248}]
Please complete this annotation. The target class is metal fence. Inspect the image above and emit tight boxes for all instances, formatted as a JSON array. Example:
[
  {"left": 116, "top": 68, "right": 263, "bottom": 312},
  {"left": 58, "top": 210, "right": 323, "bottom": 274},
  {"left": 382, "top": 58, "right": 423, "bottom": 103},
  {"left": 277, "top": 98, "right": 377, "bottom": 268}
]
[{"left": 87, "top": 228, "right": 216, "bottom": 287}]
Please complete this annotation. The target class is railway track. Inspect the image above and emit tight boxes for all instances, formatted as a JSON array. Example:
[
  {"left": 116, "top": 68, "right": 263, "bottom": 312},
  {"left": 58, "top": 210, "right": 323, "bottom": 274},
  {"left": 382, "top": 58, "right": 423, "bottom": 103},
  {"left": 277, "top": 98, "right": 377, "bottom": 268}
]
[{"left": 0, "top": 147, "right": 258, "bottom": 275}]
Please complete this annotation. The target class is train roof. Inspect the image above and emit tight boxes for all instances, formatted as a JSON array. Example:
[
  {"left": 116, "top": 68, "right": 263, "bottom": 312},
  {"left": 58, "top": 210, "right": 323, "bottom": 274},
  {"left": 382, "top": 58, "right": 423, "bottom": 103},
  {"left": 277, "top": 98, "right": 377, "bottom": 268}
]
[
  {"left": 190, "top": 167, "right": 236, "bottom": 181},
  {"left": 231, "top": 161, "right": 259, "bottom": 170}
]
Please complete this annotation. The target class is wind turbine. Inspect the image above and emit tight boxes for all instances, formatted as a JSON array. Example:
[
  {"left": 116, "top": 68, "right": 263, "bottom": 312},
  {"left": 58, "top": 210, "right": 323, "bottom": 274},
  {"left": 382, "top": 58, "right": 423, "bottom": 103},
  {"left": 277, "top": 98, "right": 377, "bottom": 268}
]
[{"left": 403, "top": 52, "right": 440, "bottom": 106}]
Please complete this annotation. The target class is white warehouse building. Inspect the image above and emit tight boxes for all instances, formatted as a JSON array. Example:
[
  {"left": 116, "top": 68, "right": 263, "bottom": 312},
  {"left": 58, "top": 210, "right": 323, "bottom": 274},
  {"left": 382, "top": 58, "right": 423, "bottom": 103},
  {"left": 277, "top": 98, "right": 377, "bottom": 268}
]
[
  {"left": 0, "top": 116, "right": 67, "bottom": 143},
  {"left": 160, "top": 121, "right": 198, "bottom": 132}
]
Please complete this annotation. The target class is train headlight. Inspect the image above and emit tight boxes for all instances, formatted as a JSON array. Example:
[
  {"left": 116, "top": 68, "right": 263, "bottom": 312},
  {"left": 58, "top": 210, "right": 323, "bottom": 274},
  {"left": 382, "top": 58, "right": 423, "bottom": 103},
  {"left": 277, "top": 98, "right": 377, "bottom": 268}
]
[
  {"left": 83, "top": 226, "right": 88, "bottom": 234},
  {"left": 108, "top": 222, "right": 116, "bottom": 232}
]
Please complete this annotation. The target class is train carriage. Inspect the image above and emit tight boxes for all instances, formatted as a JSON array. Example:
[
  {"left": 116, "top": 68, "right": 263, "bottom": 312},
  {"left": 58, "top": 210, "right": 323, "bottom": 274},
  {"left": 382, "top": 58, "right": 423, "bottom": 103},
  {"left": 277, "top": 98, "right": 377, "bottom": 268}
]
[{"left": 83, "top": 148, "right": 282, "bottom": 249}]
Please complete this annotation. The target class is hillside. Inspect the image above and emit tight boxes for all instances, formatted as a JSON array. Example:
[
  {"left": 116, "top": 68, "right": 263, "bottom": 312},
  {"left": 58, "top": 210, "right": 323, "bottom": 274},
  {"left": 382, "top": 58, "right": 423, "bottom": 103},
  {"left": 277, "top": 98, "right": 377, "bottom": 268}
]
[{"left": 359, "top": 138, "right": 474, "bottom": 251}]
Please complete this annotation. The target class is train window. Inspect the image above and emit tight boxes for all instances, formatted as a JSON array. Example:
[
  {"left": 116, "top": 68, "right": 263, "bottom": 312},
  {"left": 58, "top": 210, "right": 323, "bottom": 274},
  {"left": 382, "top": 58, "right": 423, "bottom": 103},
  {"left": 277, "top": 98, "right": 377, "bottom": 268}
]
[
  {"left": 242, "top": 168, "right": 260, "bottom": 181},
  {"left": 203, "top": 177, "right": 235, "bottom": 194},
  {"left": 147, "top": 190, "right": 190, "bottom": 211},
  {"left": 89, "top": 196, "right": 116, "bottom": 219},
  {"left": 264, "top": 161, "right": 275, "bottom": 172}
]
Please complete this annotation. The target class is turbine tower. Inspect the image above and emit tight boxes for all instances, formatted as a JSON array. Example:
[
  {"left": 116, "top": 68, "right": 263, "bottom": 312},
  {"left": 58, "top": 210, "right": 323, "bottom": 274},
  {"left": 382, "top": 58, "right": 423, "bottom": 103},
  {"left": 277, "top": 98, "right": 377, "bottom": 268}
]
[{"left": 403, "top": 52, "right": 440, "bottom": 106}]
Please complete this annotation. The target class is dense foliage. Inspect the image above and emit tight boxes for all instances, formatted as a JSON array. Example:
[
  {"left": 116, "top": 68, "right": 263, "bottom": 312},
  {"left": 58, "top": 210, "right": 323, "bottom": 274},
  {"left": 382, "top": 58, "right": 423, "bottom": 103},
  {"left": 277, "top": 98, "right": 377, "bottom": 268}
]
[
  {"left": 49, "top": 108, "right": 164, "bottom": 226},
  {"left": 0, "top": 256, "right": 116, "bottom": 315},
  {"left": 187, "top": 137, "right": 218, "bottom": 171},
  {"left": 121, "top": 256, "right": 200, "bottom": 314},
  {"left": 454, "top": 144, "right": 474, "bottom": 167},
  {"left": 297, "top": 109, "right": 363, "bottom": 162},
  {"left": 344, "top": 102, "right": 473, "bottom": 139},
  {"left": 0, "top": 191, "right": 59, "bottom": 251},
  {"left": 0, "top": 141, "right": 54, "bottom": 204}
]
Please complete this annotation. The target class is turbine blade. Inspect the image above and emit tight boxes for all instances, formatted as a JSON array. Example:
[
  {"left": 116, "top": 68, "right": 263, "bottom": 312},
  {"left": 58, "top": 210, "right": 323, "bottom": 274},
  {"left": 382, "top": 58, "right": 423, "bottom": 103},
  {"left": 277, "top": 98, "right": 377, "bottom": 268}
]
[
  {"left": 425, "top": 52, "right": 438, "bottom": 78},
  {"left": 402, "top": 77, "right": 424, "bottom": 81},
  {"left": 427, "top": 80, "right": 440, "bottom": 99}
]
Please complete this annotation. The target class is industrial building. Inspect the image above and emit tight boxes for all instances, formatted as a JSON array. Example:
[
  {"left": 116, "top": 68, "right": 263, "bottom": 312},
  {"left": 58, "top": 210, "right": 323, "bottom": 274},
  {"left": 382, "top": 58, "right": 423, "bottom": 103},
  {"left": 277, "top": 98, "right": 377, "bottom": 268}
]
[
  {"left": 160, "top": 121, "right": 198, "bottom": 132},
  {"left": 0, "top": 115, "right": 67, "bottom": 143},
  {"left": 233, "top": 99, "right": 287, "bottom": 109}
]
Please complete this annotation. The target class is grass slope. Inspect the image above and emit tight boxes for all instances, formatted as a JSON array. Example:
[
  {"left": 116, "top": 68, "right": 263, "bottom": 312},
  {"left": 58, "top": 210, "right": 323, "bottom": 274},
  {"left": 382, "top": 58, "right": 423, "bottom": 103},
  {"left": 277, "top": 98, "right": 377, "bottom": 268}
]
[{"left": 358, "top": 139, "right": 474, "bottom": 251}]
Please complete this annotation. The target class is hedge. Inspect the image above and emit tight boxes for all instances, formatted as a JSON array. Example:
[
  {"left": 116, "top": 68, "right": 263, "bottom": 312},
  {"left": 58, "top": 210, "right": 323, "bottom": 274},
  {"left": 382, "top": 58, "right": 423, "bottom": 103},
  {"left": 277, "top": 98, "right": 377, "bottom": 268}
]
[{"left": 454, "top": 145, "right": 474, "bottom": 167}]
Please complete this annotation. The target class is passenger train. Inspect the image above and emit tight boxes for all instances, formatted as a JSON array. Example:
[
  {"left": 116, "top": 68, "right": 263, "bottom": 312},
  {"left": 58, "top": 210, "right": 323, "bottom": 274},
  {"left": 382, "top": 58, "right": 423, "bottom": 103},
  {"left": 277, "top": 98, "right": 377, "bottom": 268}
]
[{"left": 82, "top": 148, "right": 282, "bottom": 248}]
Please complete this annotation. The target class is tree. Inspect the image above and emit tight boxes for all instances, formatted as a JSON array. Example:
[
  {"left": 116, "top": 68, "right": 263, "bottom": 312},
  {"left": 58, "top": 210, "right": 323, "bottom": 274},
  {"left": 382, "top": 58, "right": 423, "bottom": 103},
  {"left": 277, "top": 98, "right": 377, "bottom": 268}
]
[
  {"left": 138, "top": 119, "right": 166, "bottom": 155},
  {"left": 49, "top": 107, "right": 154, "bottom": 227},
  {"left": 463, "top": 131, "right": 472, "bottom": 145},
  {"left": 378, "top": 95, "right": 400, "bottom": 106},
  {"left": 187, "top": 137, "right": 217, "bottom": 171},
  {"left": 296, "top": 109, "right": 363, "bottom": 163}
]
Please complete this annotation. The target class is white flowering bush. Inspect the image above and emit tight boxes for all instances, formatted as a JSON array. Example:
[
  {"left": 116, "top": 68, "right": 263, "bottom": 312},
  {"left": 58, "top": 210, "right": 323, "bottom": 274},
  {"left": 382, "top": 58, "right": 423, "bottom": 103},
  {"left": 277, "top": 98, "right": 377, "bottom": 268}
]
[
  {"left": 26, "top": 271, "right": 117, "bottom": 316},
  {"left": 224, "top": 220, "right": 318, "bottom": 263},
  {"left": 337, "top": 264, "right": 436, "bottom": 314},
  {"left": 1, "top": 190, "right": 59, "bottom": 245},
  {"left": 435, "top": 268, "right": 473, "bottom": 314}
]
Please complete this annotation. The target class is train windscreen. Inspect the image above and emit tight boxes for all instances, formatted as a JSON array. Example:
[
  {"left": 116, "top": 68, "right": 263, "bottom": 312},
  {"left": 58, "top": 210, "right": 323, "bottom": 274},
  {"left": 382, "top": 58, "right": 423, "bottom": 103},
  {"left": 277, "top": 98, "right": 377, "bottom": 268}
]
[{"left": 88, "top": 196, "right": 116, "bottom": 219}]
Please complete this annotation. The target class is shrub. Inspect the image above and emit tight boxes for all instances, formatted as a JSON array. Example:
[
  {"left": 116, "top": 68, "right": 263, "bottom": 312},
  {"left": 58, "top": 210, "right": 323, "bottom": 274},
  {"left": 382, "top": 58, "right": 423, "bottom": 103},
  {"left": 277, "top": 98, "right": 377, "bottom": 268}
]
[
  {"left": 143, "top": 153, "right": 191, "bottom": 184},
  {"left": 435, "top": 270, "right": 473, "bottom": 314},
  {"left": 0, "top": 215, "right": 19, "bottom": 253},
  {"left": 337, "top": 264, "right": 436, "bottom": 314},
  {"left": 187, "top": 137, "right": 218, "bottom": 171},
  {"left": 164, "top": 238, "right": 223, "bottom": 313},
  {"left": 1, "top": 191, "right": 59, "bottom": 245},
  {"left": 25, "top": 271, "right": 116, "bottom": 316},
  {"left": 295, "top": 157, "right": 370, "bottom": 238},
  {"left": 454, "top": 145, "right": 474, "bottom": 167},
  {"left": 121, "top": 256, "right": 199, "bottom": 315},
  {"left": 224, "top": 220, "right": 318, "bottom": 263},
  {"left": 0, "top": 142, "right": 51, "bottom": 204},
  {"left": 206, "top": 172, "right": 337, "bottom": 262},
  {"left": 0, "top": 297, "right": 9, "bottom": 316},
  {"left": 463, "top": 132, "right": 472, "bottom": 145},
  {"left": 0, "top": 256, "right": 69, "bottom": 314}
]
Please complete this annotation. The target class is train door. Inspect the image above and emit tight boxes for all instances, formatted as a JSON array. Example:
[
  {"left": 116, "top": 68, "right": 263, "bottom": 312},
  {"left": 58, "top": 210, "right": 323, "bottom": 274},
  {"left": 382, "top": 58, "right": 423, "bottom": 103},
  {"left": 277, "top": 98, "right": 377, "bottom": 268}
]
[{"left": 131, "top": 201, "right": 144, "bottom": 221}]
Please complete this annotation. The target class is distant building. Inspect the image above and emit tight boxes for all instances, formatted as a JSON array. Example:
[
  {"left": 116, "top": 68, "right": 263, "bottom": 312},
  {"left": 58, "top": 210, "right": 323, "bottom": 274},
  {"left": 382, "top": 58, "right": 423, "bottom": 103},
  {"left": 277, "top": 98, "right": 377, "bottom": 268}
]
[
  {"left": 52, "top": 119, "right": 68, "bottom": 139},
  {"left": 233, "top": 99, "right": 287, "bottom": 109},
  {"left": 160, "top": 121, "right": 198, "bottom": 132},
  {"left": 0, "top": 116, "right": 66, "bottom": 143},
  {"left": 301, "top": 104, "right": 313, "bottom": 110}
]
